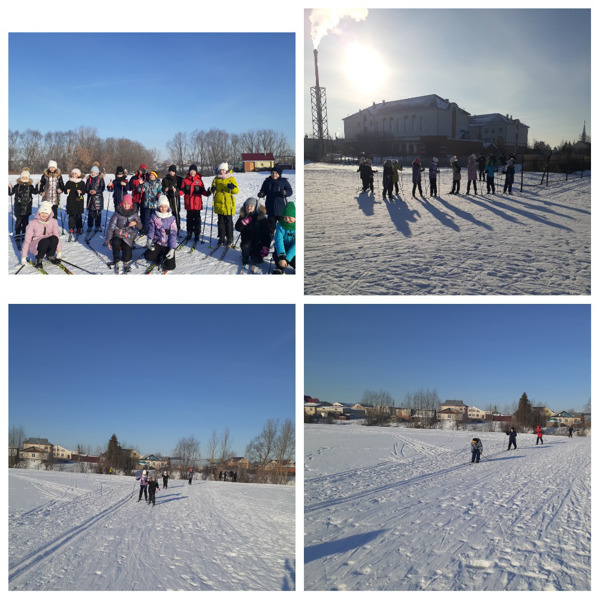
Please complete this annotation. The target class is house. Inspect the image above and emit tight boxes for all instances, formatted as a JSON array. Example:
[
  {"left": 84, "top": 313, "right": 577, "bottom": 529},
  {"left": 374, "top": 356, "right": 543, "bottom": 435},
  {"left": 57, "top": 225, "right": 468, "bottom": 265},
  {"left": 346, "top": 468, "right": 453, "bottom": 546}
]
[
  {"left": 22, "top": 437, "right": 53, "bottom": 453},
  {"left": 241, "top": 153, "right": 275, "bottom": 173},
  {"left": 226, "top": 457, "right": 250, "bottom": 470},
  {"left": 467, "top": 406, "right": 490, "bottom": 421},
  {"left": 21, "top": 446, "right": 50, "bottom": 461},
  {"left": 468, "top": 113, "right": 529, "bottom": 153},
  {"left": 264, "top": 460, "right": 295, "bottom": 475},
  {"left": 139, "top": 455, "right": 169, "bottom": 469},
  {"left": 53, "top": 445, "right": 74, "bottom": 460},
  {"left": 547, "top": 411, "right": 580, "bottom": 427},
  {"left": 439, "top": 400, "right": 468, "bottom": 421},
  {"left": 304, "top": 401, "right": 322, "bottom": 417}
]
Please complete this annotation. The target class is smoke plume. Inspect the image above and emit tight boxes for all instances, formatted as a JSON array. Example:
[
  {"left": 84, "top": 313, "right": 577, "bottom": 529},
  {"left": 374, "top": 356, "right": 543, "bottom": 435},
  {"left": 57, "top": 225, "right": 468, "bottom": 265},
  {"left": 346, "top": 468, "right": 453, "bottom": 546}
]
[{"left": 309, "top": 8, "right": 369, "bottom": 49}]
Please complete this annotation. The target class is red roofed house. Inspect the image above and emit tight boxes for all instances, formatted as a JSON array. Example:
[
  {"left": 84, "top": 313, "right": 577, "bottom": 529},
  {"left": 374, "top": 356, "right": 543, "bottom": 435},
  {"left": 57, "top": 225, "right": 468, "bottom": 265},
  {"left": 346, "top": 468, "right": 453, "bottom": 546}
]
[{"left": 241, "top": 153, "right": 275, "bottom": 172}]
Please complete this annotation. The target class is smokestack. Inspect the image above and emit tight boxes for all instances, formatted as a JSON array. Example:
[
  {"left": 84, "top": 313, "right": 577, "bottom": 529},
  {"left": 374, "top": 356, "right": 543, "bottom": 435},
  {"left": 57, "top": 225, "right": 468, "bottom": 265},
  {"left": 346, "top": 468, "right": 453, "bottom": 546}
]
[{"left": 314, "top": 49, "right": 320, "bottom": 89}]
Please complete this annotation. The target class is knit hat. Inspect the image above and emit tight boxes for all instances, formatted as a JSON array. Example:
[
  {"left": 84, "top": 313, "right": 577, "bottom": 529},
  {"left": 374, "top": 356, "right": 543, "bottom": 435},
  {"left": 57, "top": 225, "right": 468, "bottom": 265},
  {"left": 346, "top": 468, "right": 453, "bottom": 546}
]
[
  {"left": 158, "top": 194, "right": 170, "bottom": 208},
  {"left": 38, "top": 201, "right": 53, "bottom": 215},
  {"left": 91, "top": 166, "right": 100, "bottom": 175},
  {"left": 280, "top": 202, "right": 296, "bottom": 230},
  {"left": 143, "top": 470, "right": 147, "bottom": 475},
  {"left": 48, "top": 160, "right": 58, "bottom": 169},
  {"left": 271, "top": 165, "right": 282, "bottom": 176},
  {"left": 244, "top": 197, "right": 259, "bottom": 213},
  {"left": 168, "top": 165, "right": 177, "bottom": 173},
  {"left": 20, "top": 170, "right": 31, "bottom": 181},
  {"left": 71, "top": 168, "right": 82, "bottom": 177},
  {"left": 149, "top": 170, "right": 158, "bottom": 178},
  {"left": 414, "top": 157, "right": 421, "bottom": 164},
  {"left": 139, "top": 164, "right": 147, "bottom": 171},
  {"left": 116, "top": 166, "right": 125, "bottom": 176},
  {"left": 217, "top": 162, "right": 229, "bottom": 172},
  {"left": 121, "top": 194, "right": 133, "bottom": 207},
  {"left": 189, "top": 164, "right": 198, "bottom": 173},
  {"left": 450, "top": 156, "right": 458, "bottom": 163},
  {"left": 432, "top": 157, "right": 439, "bottom": 163}
]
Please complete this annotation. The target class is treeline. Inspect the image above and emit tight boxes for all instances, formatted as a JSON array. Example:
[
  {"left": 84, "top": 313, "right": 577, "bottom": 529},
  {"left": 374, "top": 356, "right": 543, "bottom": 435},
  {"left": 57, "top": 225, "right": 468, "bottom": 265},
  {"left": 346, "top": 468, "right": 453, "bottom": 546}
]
[
  {"left": 166, "top": 128, "right": 295, "bottom": 174},
  {"left": 8, "top": 127, "right": 158, "bottom": 175},
  {"left": 8, "top": 126, "right": 295, "bottom": 176}
]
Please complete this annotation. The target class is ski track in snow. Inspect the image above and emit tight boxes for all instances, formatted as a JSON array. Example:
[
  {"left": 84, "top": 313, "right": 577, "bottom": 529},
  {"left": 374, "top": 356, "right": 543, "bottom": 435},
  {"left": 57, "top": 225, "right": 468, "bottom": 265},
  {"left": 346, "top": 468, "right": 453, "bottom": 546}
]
[
  {"left": 304, "top": 164, "right": 590, "bottom": 295},
  {"left": 9, "top": 471, "right": 295, "bottom": 591},
  {"left": 304, "top": 423, "right": 590, "bottom": 591},
  {"left": 7, "top": 171, "right": 295, "bottom": 275}
]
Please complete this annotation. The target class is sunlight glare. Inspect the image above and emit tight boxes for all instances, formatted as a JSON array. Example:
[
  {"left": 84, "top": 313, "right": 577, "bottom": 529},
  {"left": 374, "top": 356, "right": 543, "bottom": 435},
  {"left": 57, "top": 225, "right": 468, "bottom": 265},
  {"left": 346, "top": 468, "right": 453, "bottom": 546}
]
[{"left": 343, "top": 42, "right": 388, "bottom": 93}]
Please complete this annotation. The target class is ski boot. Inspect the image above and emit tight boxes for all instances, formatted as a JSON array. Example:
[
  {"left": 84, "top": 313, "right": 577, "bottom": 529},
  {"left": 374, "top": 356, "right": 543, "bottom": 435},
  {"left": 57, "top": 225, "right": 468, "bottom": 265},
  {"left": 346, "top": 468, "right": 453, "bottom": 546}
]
[
  {"left": 123, "top": 261, "right": 132, "bottom": 274},
  {"left": 35, "top": 258, "right": 44, "bottom": 269},
  {"left": 48, "top": 255, "right": 61, "bottom": 265}
]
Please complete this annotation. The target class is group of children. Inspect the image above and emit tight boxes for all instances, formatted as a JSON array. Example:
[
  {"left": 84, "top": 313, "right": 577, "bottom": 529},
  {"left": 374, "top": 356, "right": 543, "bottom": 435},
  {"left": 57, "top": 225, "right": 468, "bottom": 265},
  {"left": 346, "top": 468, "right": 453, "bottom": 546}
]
[
  {"left": 470, "top": 425, "right": 548, "bottom": 463},
  {"left": 13, "top": 160, "right": 296, "bottom": 274},
  {"left": 356, "top": 153, "right": 517, "bottom": 199}
]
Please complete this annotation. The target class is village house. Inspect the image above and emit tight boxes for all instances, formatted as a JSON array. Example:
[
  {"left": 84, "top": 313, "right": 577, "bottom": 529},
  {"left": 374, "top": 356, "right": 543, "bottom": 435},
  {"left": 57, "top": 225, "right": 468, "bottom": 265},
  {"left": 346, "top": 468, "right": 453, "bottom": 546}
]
[
  {"left": 439, "top": 400, "right": 468, "bottom": 421},
  {"left": 241, "top": 152, "right": 275, "bottom": 172}
]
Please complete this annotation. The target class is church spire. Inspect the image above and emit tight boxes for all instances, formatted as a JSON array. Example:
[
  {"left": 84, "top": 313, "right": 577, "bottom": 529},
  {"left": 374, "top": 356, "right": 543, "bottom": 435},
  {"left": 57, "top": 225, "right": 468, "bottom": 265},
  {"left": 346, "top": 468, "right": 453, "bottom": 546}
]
[{"left": 581, "top": 121, "right": 587, "bottom": 143}]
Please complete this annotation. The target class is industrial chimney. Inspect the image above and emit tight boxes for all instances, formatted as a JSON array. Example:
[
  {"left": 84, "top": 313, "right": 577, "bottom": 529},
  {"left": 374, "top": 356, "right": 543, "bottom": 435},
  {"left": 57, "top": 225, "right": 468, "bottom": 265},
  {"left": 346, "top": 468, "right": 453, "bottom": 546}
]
[{"left": 310, "top": 49, "right": 329, "bottom": 159}]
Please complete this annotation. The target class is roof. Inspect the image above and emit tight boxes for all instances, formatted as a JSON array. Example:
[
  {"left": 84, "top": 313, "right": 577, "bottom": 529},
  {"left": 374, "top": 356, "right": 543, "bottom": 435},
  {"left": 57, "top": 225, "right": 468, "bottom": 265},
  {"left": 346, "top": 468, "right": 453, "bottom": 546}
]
[
  {"left": 441, "top": 400, "right": 466, "bottom": 407},
  {"left": 343, "top": 94, "right": 470, "bottom": 121},
  {"left": 241, "top": 153, "right": 274, "bottom": 161},
  {"left": 469, "top": 113, "right": 529, "bottom": 129},
  {"left": 24, "top": 437, "right": 51, "bottom": 445}
]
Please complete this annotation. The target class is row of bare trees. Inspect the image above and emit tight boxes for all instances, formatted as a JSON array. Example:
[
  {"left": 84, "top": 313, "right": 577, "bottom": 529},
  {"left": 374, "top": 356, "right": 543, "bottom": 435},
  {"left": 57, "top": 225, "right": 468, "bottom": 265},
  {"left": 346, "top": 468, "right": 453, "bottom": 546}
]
[
  {"left": 9, "top": 127, "right": 159, "bottom": 175},
  {"left": 167, "top": 128, "right": 295, "bottom": 173}
]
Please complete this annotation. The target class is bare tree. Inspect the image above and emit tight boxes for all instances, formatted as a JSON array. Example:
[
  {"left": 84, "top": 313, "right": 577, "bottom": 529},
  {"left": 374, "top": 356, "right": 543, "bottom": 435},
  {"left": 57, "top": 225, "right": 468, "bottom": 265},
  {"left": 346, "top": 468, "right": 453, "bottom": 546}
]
[
  {"left": 173, "top": 435, "right": 201, "bottom": 471},
  {"left": 219, "top": 428, "right": 233, "bottom": 464},
  {"left": 274, "top": 419, "right": 294, "bottom": 463},
  {"left": 246, "top": 419, "right": 279, "bottom": 465},
  {"left": 362, "top": 389, "right": 395, "bottom": 426}
]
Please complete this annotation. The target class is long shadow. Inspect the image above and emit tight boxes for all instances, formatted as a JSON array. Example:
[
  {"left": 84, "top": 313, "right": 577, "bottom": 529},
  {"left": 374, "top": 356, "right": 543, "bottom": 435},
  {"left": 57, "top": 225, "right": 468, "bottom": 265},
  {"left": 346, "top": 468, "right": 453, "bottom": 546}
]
[
  {"left": 305, "top": 530, "right": 387, "bottom": 564},
  {"left": 356, "top": 191, "right": 376, "bottom": 216},
  {"left": 412, "top": 196, "right": 460, "bottom": 231},
  {"left": 435, "top": 196, "right": 493, "bottom": 230},
  {"left": 466, "top": 195, "right": 522, "bottom": 223},
  {"left": 155, "top": 493, "right": 186, "bottom": 505},
  {"left": 484, "top": 454, "right": 524, "bottom": 462},
  {"left": 498, "top": 194, "right": 577, "bottom": 221},
  {"left": 281, "top": 558, "right": 296, "bottom": 591},
  {"left": 381, "top": 196, "right": 419, "bottom": 237},
  {"left": 489, "top": 197, "right": 574, "bottom": 232}
]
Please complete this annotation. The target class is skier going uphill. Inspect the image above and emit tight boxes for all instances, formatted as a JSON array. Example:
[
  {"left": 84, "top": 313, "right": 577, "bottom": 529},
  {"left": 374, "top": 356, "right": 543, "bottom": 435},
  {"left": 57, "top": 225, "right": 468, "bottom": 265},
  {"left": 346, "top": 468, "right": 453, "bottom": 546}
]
[
  {"left": 471, "top": 437, "right": 483, "bottom": 463},
  {"left": 138, "top": 470, "right": 149, "bottom": 502},
  {"left": 506, "top": 427, "right": 517, "bottom": 450}
]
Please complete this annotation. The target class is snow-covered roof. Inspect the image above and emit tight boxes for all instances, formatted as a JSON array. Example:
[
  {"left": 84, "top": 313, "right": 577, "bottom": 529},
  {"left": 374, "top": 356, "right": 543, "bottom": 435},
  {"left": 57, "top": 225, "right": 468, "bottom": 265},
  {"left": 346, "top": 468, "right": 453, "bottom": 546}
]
[{"left": 469, "top": 113, "right": 529, "bottom": 129}]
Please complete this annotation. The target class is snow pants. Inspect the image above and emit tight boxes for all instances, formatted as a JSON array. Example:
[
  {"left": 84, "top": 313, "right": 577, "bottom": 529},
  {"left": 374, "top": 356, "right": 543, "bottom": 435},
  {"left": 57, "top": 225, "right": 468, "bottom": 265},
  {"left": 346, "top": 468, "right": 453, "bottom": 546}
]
[
  {"left": 139, "top": 485, "right": 148, "bottom": 501},
  {"left": 145, "top": 244, "right": 176, "bottom": 271},
  {"left": 217, "top": 214, "right": 233, "bottom": 245},
  {"left": 87, "top": 209, "right": 102, "bottom": 230},
  {"left": 536, "top": 436, "right": 543, "bottom": 445},
  {"left": 148, "top": 488, "right": 157, "bottom": 505},
  {"left": 471, "top": 449, "right": 481, "bottom": 463},
  {"left": 467, "top": 179, "right": 477, "bottom": 194},
  {"left": 110, "top": 237, "right": 133, "bottom": 263},
  {"left": 15, "top": 214, "right": 31, "bottom": 237},
  {"left": 451, "top": 179, "right": 461, "bottom": 194},
  {"left": 140, "top": 205, "right": 153, "bottom": 234},
  {"left": 508, "top": 439, "right": 517, "bottom": 450},
  {"left": 360, "top": 176, "right": 373, "bottom": 193},
  {"left": 412, "top": 181, "right": 423, "bottom": 197},
  {"left": 68, "top": 213, "right": 83, "bottom": 233},
  {"left": 35, "top": 236, "right": 59, "bottom": 260},
  {"left": 429, "top": 177, "right": 437, "bottom": 197},
  {"left": 486, "top": 177, "right": 495, "bottom": 194},
  {"left": 162, "top": 478, "right": 168, "bottom": 488},
  {"left": 186, "top": 209, "right": 201, "bottom": 240}
]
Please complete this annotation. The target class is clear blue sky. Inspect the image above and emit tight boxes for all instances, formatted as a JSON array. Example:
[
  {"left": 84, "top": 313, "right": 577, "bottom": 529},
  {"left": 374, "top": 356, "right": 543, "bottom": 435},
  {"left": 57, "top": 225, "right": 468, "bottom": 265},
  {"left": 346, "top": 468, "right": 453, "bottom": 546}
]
[
  {"left": 9, "top": 32, "right": 295, "bottom": 160},
  {"left": 304, "top": 8, "right": 591, "bottom": 149},
  {"left": 305, "top": 304, "right": 590, "bottom": 413},
  {"left": 9, "top": 304, "right": 295, "bottom": 457}
]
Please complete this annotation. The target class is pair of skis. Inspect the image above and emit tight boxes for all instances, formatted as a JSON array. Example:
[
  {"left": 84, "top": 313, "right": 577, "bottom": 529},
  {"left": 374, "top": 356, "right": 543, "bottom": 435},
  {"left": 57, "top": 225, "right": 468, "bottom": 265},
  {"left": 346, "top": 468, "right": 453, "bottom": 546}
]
[{"left": 25, "top": 258, "right": 73, "bottom": 275}]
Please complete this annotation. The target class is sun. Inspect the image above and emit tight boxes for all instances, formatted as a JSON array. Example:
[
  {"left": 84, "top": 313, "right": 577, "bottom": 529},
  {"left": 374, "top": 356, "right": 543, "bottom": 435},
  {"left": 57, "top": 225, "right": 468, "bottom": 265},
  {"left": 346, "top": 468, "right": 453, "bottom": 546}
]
[{"left": 343, "top": 42, "right": 388, "bottom": 92}]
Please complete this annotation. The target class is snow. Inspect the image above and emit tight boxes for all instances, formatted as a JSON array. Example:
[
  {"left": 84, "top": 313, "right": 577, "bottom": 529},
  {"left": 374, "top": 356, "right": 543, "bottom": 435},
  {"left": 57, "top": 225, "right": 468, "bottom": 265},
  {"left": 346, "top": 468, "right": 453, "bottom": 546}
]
[
  {"left": 8, "top": 171, "right": 295, "bottom": 275},
  {"left": 9, "top": 470, "right": 295, "bottom": 590},
  {"left": 304, "top": 163, "right": 590, "bottom": 294},
  {"left": 304, "top": 422, "right": 590, "bottom": 591}
]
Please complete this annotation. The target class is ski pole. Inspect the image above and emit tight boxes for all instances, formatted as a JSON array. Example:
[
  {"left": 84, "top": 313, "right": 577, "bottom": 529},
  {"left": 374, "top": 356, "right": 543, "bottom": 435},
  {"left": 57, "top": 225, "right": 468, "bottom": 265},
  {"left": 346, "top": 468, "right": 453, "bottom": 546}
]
[
  {"left": 59, "top": 259, "right": 98, "bottom": 275},
  {"left": 208, "top": 200, "right": 214, "bottom": 249},
  {"left": 15, "top": 263, "right": 26, "bottom": 275},
  {"left": 201, "top": 195, "right": 209, "bottom": 243}
]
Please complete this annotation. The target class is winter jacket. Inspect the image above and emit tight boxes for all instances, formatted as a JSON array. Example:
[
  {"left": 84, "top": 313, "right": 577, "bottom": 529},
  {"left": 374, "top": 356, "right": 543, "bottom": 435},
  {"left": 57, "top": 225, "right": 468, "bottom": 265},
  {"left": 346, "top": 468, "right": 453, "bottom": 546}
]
[
  {"left": 506, "top": 429, "right": 517, "bottom": 443},
  {"left": 411, "top": 161, "right": 424, "bottom": 183},
  {"left": 10, "top": 178, "right": 38, "bottom": 216},
  {"left": 107, "top": 175, "right": 129, "bottom": 205},
  {"left": 106, "top": 203, "right": 142, "bottom": 247},
  {"left": 148, "top": 209, "right": 177, "bottom": 249},
  {"left": 234, "top": 204, "right": 270, "bottom": 251},
  {"left": 21, "top": 208, "right": 63, "bottom": 259},
  {"left": 467, "top": 156, "right": 478, "bottom": 180},
  {"left": 470, "top": 439, "right": 483, "bottom": 453},
  {"left": 505, "top": 162, "right": 515, "bottom": 184},
  {"left": 535, "top": 427, "right": 544, "bottom": 438},
  {"left": 357, "top": 163, "right": 373, "bottom": 181},
  {"left": 64, "top": 178, "right": 87, "bottom": 215},
  {"left": 140, "top": 179, "right": 162, "bottom": 210},
  {"left": 181, "top": 172, "right": 209, "bottom": 211},
  {"left": 429, "top": 163, "right": 439, "bottom": 179},
  {"left": 258, "top": 175, "right": 293, "bottom": 218},
  {"left": 392, "top": 164, "right": 402, "bottom": 183},
  {"left": 485, "top": 162, "right": 495, "bottom": 178},
  {"left": 148, "top": 480, "right": 160, "bottom": 494},
  {"left": 274, "top": 220, "right": 295, "bottom": 263},
  {"left": 129, "top": 171, "right": 147, "bottom": 205},
  {"left": 139, "top": 474, "right": 149, "bottom": 487},
  {"left": 161, "top": 173, "right": 182, "bottom": 201},
  {"left": 477, "top": 155, "right": 486, "bottom": 171},
  {"left": 211, "top": 174, "right": 239, "bottom": 216},
  {"left": 86, "top": 174, "right": 106, "bottom": 211},
  {"left": 39, "top": 168, "right": 65, "bottom": 204},
  {"left": 451, "top": 161, "right": 461, "bottom": 181}
]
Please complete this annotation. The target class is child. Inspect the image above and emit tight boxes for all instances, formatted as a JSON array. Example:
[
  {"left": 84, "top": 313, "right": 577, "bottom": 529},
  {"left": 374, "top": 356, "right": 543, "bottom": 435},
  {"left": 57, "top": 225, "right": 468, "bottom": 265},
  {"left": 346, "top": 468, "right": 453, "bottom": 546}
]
[
  {"left": 211, "top": 162, "right": 239, "bottom": 247},
  {"left": 477, "top": 153, "right": 486, "bottom": 182},
  {"left": 129, "top": 164, "right": 148, "bottom": 212},
  {"left": 145, "top": 195, "right": 178, "bottom": 271},
  {"left": 257, "top": 166, "right": 293, "bottom": 238},
  {"left": 148, "top": 475, "right": 160, "bottom": 506},
  {"left": 506, "top": 427, "right": 517, "bottom": 450},
  {"left": 466, "top": 154, "right": 478, "bottom": 195},
  {"left": 85, "top": 164, "right": 106, "bottom": 234},
  {"left": 138, "top": 470, "right": 149, "bottom": 502},
  {"left": 535, "top": 425, "right": 544, "bottom": 445},
  {"left": 139, "top": 170, "right": 162, "bottom": 235},
  {"left": 106, "top": 194, "right": 142, "bottom": 273},
  {"left": 180, "top": 164, "right": 210, "bottom": 242},
  {"left": 162, "top": 471, "right": 169, "bottom": 489},
  {"left": 188, "top": 468, "right": 193, "bottom": 485},
  {"left": 107, "top": 166, "right": 129, "bottom": 207},
  {"left": 20, "top": 201, "right": 62, "bottom": 269},
  {"left": 9, "top": 169, "right": 38, "bottom": 248},
  {"left": 272, "top": 201, "right": 296, "bottom": 274},
  {"left": 485, "top": 158, "right": 496, "bottom": 194},
  {"left": 234, "top": 197, "right": 271, "bottom": 268},
  {"left": 429, "top": 157, "right": 439, "bottom": 197},
  {"left": 161, "top": 165, "right": 183, "bottom": 235},
  {"left": 38, "top": 159, "right": 65, "bottom": 219},
  {"left": 449, "top": 156, "right": 461, "bottom": 194},
  {"left": 64, "top": 168, "right": 87, "bottom": 240},
  {"left": 392, "top": 160, "right": 402, "bottom": 195},
  {"left": 411, "top": 158, "right": 424, "bottom": 198},
  {"left": 382, "top": 159, "right": 394, "bottom": 199},
  {"left": 471, "top": 437, "right": 483, "bottom": 463},
  {"left": 357, "top": 157, "right": 374, "bottom": 193},
  {"left": 503, "top": 158, "right": 515, "bottom": 194}
]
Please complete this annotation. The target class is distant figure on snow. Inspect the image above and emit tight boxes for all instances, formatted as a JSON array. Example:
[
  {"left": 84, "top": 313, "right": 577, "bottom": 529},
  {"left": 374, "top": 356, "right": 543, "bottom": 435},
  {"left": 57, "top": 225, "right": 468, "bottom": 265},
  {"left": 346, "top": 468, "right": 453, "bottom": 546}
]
[
  {"left": 357, "top": 157, "right": 374, "bottom": 193},
  {"left": 471, "top": 437, "right": 483, "bottom": 463},
  {"left": 162, "top": 471, "right": 169, "bottom": 489},
  {"left": 568, "top": 426, "right": 574, "bottom": 438},
  {"left": 138, "top": 470, "right": 149, "bottom": 502},
  {"left": 449, "top": 156, "right": 461, "bottom": 194},
  {"left": 429, "top": 158, "right": 439, "bottom": 197},
  {"left": 188, "top": 468, "right": 193, "bottom": 485},
  {"left": 506, "top": 427, "right": 517, "bottom": 450},
  {"left": 411, "top": 158, "right": 424, "bottom": 198},
  {"left": 535, "top": 425, "right": 544, "bottom": 445},
  {"left": 148, "top": 475, "right": 160, "bottom": 506}
]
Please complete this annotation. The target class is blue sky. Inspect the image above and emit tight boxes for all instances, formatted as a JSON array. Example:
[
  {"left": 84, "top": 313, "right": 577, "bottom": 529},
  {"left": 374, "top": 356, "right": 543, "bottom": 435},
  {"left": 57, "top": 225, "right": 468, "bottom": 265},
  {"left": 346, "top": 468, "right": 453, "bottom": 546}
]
[
  {"left": 9, "top": 32, "right": 295, "bottom": 160},
  {"left": 305, "top": 304, "right": 590, "bottom": 413},
  {"left": 9, "top": 305, "right": 295, "bottom": 457},
  {"left": 304, "top": 8, "right": 591, "bottom": 149}
]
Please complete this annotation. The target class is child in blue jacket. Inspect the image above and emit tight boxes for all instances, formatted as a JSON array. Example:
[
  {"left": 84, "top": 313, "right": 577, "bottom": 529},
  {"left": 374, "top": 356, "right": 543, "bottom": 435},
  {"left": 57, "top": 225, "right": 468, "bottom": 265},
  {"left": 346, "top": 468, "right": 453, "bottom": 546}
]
[{"left": 273, "top": 201, "right": 295, "bottom": 274}]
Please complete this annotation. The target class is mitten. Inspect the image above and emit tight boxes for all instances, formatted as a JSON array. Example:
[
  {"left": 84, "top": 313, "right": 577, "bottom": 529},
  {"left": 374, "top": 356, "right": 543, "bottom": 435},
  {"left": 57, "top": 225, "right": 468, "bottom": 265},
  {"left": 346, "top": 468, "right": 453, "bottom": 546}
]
[
  {"left": 241, "top": 216, "right": 251, "bottom": 226},
  {"left": 260, "top": 246, "right": 269, "bottom": 258},
  {"left": 227, "top": 183, "right": 235, "bottom": 190},
  {"left": 21, "top": 257, "right": 27, "bottom": 266},
  {"left": 166, "top": 249, "right": 175, "bottom": 260},
  {"left": 257, "top": 192, "right": 265, "bottom": 198}
]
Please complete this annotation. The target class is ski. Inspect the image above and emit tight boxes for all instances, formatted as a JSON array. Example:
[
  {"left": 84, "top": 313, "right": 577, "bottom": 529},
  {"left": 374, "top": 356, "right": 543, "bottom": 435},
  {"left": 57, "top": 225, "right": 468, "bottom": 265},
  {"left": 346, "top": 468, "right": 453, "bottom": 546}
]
[
  {"left": 203, "top": 244, "right": 222, "bottom": 259},
  {"left": 189, "top": 240, "right": 198, "bottom": 254},
  {"left": 15, "top": 264, "right": 26, "bottom": 275},
  {"left": 219, "top": 246, "right": 230, "bottom": 261},
  {"left": 144, "top": 261, "right": 160, "bottom": 274},
  {"left": 27, "top": 258, "right": 48, "bottom": 275},
  {"left": 49, "top": 261, "right": 74, "bottom": 275},
  {"left": 176, "top": 236, "right": 192, "bottom": 251},
  {"left": 60, "top": 259, "right": 97, "bottom": 274}
]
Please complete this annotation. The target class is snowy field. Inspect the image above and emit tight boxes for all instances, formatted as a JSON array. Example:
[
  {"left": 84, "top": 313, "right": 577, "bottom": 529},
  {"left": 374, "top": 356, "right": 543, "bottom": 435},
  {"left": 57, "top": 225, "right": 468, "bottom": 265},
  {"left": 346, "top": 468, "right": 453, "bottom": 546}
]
[
  {"left": 304, "top": 163, "right": 590, "bottom": 295},
  {"left": 9, "top": 470, "right": 295, "bottom": 591},
  {"left": 8, "top": 171, "right": 295, "bottom": 275},
  {"left": 304, "top": 422, "right": 590, "bottom": 591}
]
